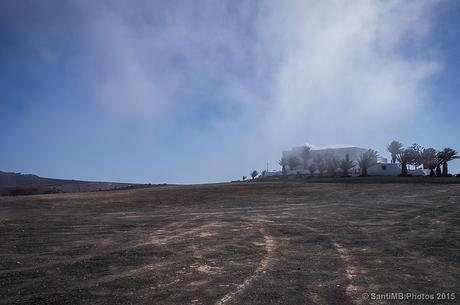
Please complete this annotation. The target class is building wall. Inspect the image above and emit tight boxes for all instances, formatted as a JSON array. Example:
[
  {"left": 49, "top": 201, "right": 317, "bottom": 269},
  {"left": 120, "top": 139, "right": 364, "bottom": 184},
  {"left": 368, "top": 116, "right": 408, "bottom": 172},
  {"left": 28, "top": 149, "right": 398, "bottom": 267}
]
[
  {"left": 282, "top": 146, "right": 369, "bottom": 171},
  {"left": 367, "top": 163, "right": 401, "bottom": 176}
]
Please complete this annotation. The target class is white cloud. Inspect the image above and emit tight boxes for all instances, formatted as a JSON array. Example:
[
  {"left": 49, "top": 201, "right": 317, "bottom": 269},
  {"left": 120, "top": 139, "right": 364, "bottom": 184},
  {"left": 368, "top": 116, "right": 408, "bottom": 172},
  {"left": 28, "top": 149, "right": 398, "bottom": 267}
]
[
  {"left": 74, "top": 0, "right": 256, "bottom": 120},
  {"left": 252, "top": 0, "right": 440, "bottom": 148},
  {"left": 74, "top": 1, "right": 440, "bottom": 132}
]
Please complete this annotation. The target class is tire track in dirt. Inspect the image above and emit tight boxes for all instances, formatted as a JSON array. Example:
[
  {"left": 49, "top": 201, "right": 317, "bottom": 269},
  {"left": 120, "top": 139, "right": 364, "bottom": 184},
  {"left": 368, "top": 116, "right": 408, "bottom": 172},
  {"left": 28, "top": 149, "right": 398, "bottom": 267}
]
[
  {"left": 295, "top": 223, "right": 367, "bottom": 305},
  {"left": 333, "top": 242, "right": 368, "bottom": 305},
  {"left": 214, "top": 228, "right": 276, "bottom": 305}
]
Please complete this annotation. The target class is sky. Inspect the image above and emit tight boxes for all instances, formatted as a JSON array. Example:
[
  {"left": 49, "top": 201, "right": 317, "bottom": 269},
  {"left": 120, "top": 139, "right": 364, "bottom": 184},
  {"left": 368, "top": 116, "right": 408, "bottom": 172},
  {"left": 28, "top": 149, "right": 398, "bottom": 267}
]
[{"left": 1, "top": 0, "right": 459, "bottom": 183}]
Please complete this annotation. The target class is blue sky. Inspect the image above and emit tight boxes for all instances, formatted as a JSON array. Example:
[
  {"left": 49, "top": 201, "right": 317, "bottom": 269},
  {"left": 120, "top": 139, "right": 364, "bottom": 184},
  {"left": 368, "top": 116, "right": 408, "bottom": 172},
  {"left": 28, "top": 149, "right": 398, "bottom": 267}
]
[{"left": 1, "top": 0, "right": 459, "bottom": 183}]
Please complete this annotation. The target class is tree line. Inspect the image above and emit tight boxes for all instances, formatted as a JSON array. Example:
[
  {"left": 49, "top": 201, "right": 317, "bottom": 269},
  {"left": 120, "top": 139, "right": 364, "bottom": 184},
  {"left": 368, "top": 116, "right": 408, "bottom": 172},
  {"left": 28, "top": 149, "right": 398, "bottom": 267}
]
[
  {"left": 386, "top": 141, "right": 458, "bottom": 176},
  {"left": 246, "top": 142, "right": 458, "bottom": 179}
]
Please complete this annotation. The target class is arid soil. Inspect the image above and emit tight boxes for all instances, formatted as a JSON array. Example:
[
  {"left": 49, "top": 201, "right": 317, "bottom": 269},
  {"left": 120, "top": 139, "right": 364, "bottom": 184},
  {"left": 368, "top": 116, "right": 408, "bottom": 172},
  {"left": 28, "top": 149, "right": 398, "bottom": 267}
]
[{"left": 1, "top": 180, "right": 459, "bottom": 305}]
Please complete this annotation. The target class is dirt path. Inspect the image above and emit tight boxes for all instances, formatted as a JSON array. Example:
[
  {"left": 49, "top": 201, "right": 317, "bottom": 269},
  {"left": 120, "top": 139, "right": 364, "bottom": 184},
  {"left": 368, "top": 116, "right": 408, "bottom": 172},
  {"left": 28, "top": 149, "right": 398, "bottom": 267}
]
[{"left": 215, "top": 229, "right": 276, "bottom": 305}]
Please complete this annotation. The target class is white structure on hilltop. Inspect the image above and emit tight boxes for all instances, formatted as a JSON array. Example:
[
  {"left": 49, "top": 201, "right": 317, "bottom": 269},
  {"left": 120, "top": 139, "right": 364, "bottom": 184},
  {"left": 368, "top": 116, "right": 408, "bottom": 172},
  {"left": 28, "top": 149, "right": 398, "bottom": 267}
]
[
  {"left": 273, "top": 142, "right": 429, "bottom": 177},
  {"left": 367, "top": 163, "right": 429, "bottom": 176},
  {"left": 367, "top": 163, "right": 401, "bottom": 176},
  {"left": 279, "top": 143, "right": 387, "bottom": 176}
]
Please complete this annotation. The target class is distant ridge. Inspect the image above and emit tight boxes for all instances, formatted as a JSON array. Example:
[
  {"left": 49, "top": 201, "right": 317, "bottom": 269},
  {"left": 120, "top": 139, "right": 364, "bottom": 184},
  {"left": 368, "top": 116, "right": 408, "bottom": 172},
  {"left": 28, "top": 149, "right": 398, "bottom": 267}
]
[{"left": 0, "top": 171, "right": 138, "bottom": 196}]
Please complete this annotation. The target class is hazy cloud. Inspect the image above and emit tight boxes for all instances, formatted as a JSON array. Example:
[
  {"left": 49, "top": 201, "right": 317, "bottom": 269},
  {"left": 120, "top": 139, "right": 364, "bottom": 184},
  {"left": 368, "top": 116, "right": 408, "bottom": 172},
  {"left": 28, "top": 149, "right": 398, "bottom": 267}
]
[
  {"left": 75, "top": 1, "right": 439, "bottom": 132},
  {"left": 74, "top": 0, "right": 442, "bottom": 177},
  {"left": 253, "top": 0, "right": 439, "bottom": 148}
]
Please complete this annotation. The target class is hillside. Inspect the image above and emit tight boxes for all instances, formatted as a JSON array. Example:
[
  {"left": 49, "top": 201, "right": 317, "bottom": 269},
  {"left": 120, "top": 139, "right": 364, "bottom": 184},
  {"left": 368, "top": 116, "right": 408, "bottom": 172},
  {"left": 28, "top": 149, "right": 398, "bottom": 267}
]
[{"left": 0, "top": 171, "right": 137, "bottom": 196}]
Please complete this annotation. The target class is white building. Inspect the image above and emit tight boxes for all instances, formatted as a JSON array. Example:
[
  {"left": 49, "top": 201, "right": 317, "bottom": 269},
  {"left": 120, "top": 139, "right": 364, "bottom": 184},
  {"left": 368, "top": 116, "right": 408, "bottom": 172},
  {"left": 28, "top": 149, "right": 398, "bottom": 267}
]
[
  {"left": 367, "top": 163, "right": 401, "bottom": 176},
  {"left": 283, "top": 144, "right": 368, "bottom": 161},
  {"left": 280, "top": 143, "right": 387, "bottom": 176},
  {"left": 368, "top": 163, "right": 429, "bottom": 176},
  {"left": 282, "top": 144, "right": 362, "bottom": 175}
]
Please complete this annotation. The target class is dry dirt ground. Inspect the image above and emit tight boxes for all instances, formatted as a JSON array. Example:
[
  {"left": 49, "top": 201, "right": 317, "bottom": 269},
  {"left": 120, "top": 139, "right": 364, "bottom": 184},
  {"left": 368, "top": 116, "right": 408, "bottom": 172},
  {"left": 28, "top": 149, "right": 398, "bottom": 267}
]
[{"left": 1, "top": 180, "right": 459, "bottom": 305}]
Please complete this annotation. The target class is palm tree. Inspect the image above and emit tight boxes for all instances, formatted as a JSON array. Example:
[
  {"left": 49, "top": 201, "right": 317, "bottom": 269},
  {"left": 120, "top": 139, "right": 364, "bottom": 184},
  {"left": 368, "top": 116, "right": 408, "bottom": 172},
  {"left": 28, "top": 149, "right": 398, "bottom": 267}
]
[
  {"left": 421, "top": 148, "right": 437, "bottom": 176},
  {"left": 314, "top": 153, "right": 326, "bottom": 176},
  {"left": 288, "top": 156, "right": 300, "bottom": 171},
  {"left": 339, "top": 154, "right": 355, "bottom": 177},
  {"left": 358, "top": 149, "right": 378, "bottom": 176},
  {"left": 300, "top": 146, "right": 311, "bottom": 170},
  {"left": 250, "top": 170, "right": 258, "bottom": 180},
  {"left": 324, "top": 150, "right": 338, "bottom": 176},
  {"left": 438, "top": 148, "right": 459, "bottom": 176},
  {"left": 435, "top": 151, "right": 443, "bottom": 176},
  {"left": 396, "top": 147, "right": 417, "bottom": 176},
  {"left": 308, "top": 163, "right": 317, "bottom": 177},
  {"left": 387, "top": 141, "right": 404, "bottom": 164},
  {"left": 409, "top": 144, "right": 423, "bottom": 169},
  {"left": 278, "top": 156, "right": 288, "bottom": 175}
]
